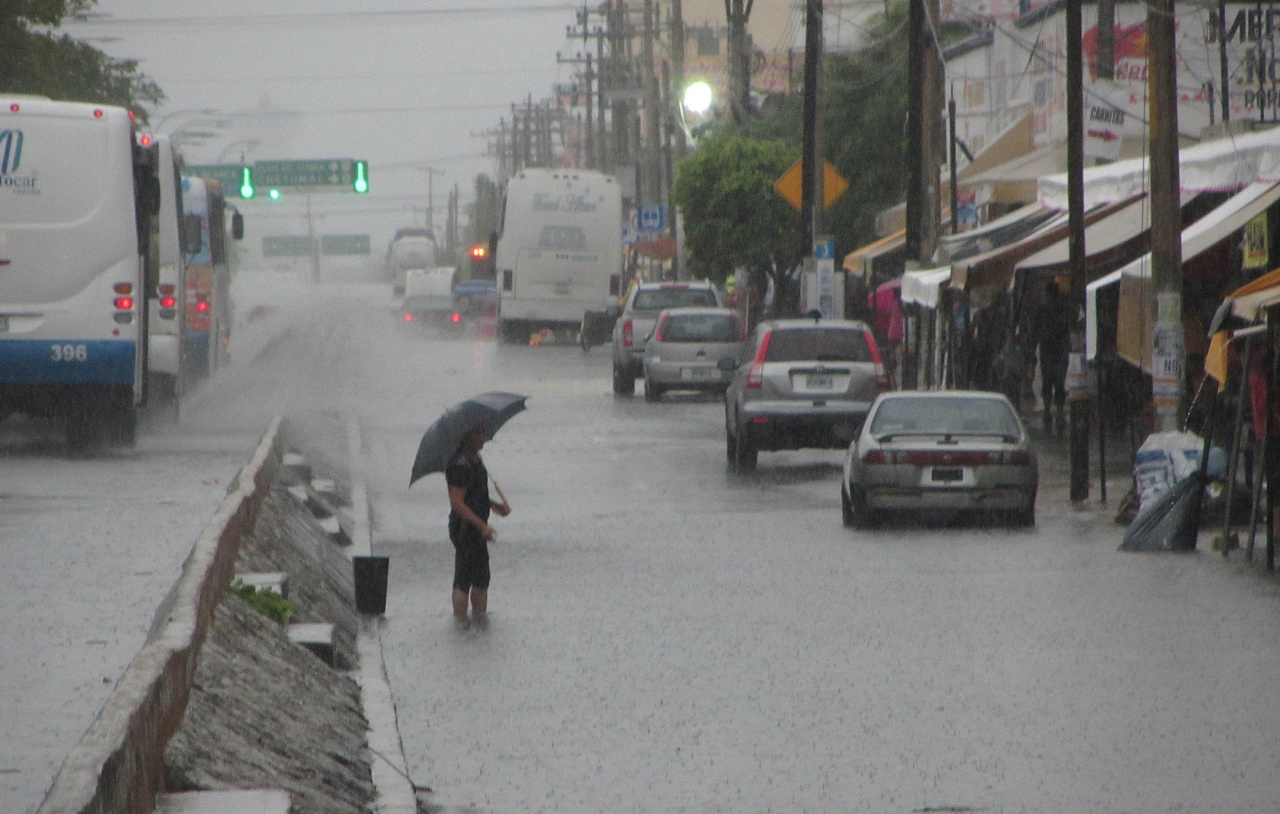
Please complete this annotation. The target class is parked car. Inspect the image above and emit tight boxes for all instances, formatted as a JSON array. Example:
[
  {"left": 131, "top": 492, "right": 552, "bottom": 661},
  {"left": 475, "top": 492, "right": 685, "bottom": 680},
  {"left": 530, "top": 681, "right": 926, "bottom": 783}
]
[
  {"left": 642, "top": 308, "right": 747, "bottom": 401},
  {"left": 724, "top": 316, "right": 891, "bottom": 471},
  {"left": 612, "top": 281, "right": 722, "bottom": 395},
  {"left": 841, "top": 390, "right": 1038, "bottom": 528}
]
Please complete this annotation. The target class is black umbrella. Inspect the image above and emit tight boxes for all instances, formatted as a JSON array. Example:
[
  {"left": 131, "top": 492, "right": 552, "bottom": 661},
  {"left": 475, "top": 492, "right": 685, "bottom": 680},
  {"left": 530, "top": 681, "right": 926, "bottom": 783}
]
[{"left": 409, "top": 392, "right": 528, "bottom": 485}]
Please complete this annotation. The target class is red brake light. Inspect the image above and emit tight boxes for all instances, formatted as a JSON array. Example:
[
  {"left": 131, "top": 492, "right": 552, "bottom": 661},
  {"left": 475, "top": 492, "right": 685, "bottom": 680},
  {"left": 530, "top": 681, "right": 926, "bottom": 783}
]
[
  {"left": 114, "top": 283, "right": 133, "bottom": 295},
  {"left": 114, "top": 297, "right": 133, "bottom": 310},
  {"left": 451, "top": 312, "right": 462, "bottom": 323},
  {"left": 862, "top": 450, "right": 886, "bottom": 464},
  {"left": 196, "top": 301, "right": 209, "bottom": 312},
  {"left": 160, "top": 296, "right": 176, "bottom": 308},
  {"left": 622, "top": 318, "right": 633, "bottom": 347},
  {"left": 9, "top": 103, "right": 18, "bottom": 112},
  {"left": 746, "top": 330, "right": 772, "bottom": 389},
  {"left": 94, "top": 109, "right": 104, "bottom": 118},
  {"left": 139, "top": 134, "right": 152, "bottom": 147},
  {"left": 404, "top": 313, "right": 413, "bottom": 322},
  {"left": 654, "top": 314, "right": 669, "bottom": 342},
  {"left": 865, "top": 330, "right": 892, "bottom": 389}
]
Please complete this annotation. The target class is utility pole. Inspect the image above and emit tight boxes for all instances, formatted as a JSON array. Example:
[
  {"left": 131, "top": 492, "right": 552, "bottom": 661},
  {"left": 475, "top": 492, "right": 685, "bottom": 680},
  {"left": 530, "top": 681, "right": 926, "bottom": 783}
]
[
  {"left": 1067, "top": 0, "right": 1090, "bottom": 501},
  {"left": 670, "top": 0, "right": 687, "bottom": 161},
  {"left": 1149, "top": 0, "right": 1184, "bottom": 432},
  {"left": 726, "top": 0, "right": 755, "bottom": 119},
  {"left": 905, "top": 0, "right": 942, "bottom": 266},
  {"left": 643, "top": 0, "right": 662, "bottom": 204},
  {"left": 799, "top": 0, "right": 823, "bottom": 318}
]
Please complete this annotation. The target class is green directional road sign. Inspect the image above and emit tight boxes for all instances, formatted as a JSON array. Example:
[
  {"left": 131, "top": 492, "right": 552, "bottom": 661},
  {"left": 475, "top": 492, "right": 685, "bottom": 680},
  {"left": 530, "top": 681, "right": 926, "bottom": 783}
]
[
  {"left": 320, "top": 234, "right": 371, "bottom": 256},
  {"left": 185, "top": 164, "right": 244, "bottom": 192},
  {"left": 254, "top": 159, "right": 358, "bottom": 190},
  {"left": 263, "top": 235, "right": 315, "bottom": 257}
]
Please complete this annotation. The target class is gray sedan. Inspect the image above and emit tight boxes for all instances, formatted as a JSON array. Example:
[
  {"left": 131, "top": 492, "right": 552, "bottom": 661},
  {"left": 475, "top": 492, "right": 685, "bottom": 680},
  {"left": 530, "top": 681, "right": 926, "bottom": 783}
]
[
  {"left": 642, "top": 308, "right": 747, "bottom": 401},
  {"left": 842, "top": 390, "right": 1038, "bottom": 528}
]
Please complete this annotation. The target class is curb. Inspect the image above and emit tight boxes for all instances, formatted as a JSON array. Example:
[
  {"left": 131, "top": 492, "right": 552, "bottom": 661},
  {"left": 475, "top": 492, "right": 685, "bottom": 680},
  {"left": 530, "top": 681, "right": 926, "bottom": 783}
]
[
  {"left": 37, "top": 417, "right": 286, "bottom": 814},
  {"left": 346, "top": 412, "right": 418, "bottom": 814}
]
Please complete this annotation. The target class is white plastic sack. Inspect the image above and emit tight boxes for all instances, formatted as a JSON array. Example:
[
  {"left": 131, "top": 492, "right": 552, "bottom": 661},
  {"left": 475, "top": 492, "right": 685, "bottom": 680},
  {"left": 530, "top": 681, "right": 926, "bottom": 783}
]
[{"left": 1133, "top": 431, "right": 1226, "bottom": 514}]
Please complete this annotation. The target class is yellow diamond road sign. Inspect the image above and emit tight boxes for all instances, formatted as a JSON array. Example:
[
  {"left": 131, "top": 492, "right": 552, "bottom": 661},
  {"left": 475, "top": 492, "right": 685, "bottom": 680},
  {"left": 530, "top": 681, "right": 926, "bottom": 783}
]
[{"left": 774, "top": 159, "right": 849, "bottom": 211}]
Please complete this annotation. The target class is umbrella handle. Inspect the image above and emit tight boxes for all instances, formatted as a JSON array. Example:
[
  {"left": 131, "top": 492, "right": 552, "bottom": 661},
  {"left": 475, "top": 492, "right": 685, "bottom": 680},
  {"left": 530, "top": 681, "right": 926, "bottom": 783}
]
[{"left": 490, "top": 477, "right": 511, "bottom": 514}]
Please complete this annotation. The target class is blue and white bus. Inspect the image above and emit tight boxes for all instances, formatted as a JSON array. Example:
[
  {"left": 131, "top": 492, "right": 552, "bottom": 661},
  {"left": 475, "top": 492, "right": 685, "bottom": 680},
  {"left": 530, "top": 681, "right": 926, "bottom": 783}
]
[
  {"left": 0, "top": 96, "right": 158, "bottom": 446},
  {"left": 181, "top": 176, "right": 233, "bottom": 379},
  {"left": 144, "top": 133, "right": 188, "bottom": 404}
]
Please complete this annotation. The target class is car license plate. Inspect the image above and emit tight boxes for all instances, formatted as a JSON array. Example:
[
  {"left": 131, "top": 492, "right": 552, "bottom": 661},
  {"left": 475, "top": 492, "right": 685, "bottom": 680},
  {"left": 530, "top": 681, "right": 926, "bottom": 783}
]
[
  {"left": 805, "top": 373, "right": 834, "bottom": 389},
  {"left": 681, "top": 366, "right": 714, "bottom": 380},
  {"left": 931, "top": 467, "right": 964, "bottom": 483}
]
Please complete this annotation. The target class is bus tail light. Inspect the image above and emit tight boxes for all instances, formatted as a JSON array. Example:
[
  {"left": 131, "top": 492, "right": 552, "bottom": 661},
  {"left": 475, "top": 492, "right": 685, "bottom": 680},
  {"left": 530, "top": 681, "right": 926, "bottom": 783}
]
[
  {"left": 114, "top": 297, "right": 133, "bottom": 310},
  {"left": 114, "top": 282, "right": 133, "bottom": 295}
]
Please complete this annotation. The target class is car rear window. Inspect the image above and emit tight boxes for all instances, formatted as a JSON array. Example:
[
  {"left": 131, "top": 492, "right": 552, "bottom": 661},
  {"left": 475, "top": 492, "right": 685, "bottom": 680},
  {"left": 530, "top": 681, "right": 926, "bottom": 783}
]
[
  {"left": 662, "top": 313, "right": 739, "bottom": 343},
  {"left": 764, "top": 327, "right": 872, "bottom": 363},
  {"left": 633, "top": 287, "right": 718, "bottom": 310},
  {"left": 869, "top": 396, "right": 1022, "bottom": 437}
]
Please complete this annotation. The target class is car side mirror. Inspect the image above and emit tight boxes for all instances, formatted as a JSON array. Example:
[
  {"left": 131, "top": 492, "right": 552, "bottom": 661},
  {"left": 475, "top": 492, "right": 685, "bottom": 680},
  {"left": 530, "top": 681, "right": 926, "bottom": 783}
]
[{"left": 717, "top": 357, "right": 739, "bottom": 372}]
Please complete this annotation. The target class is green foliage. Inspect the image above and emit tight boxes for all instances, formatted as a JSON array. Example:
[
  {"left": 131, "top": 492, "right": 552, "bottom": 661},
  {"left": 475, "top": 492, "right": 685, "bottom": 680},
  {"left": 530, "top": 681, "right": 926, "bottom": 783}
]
[
  {"left": 0, "top": 2, "right": 165, "bottom": 120},
  {"left": 230, "top": 580, "right": 298, "bottom": 626},
  {"left": 670, "top": 132, "right": 802, "bottom": 284}
]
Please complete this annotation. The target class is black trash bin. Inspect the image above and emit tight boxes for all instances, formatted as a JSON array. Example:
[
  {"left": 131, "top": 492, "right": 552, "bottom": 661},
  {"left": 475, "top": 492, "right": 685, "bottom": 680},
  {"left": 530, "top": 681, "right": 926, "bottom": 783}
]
[{"left": 352, "top": 556, "right": 389, "bottom": 614}]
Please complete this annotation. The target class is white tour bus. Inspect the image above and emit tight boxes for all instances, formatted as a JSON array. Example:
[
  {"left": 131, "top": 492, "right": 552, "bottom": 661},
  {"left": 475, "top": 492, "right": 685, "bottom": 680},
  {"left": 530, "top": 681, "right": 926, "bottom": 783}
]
[
  {"left": 144, "top": 133, "right": 189, "bottom": 404},
  {"left": 494, "top": 168, "right": 622, "bottom": 344},
  {"left": 0, "top": 96, "right": 158, "bottom": 446}
]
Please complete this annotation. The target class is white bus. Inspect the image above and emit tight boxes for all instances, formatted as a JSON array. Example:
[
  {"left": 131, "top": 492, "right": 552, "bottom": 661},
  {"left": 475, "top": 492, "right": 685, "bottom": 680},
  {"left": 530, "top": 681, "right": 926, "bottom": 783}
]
[
  {"left": 144, "top": 134, "right": 188, "bottom": 404},
  {"left": 181, "top": 176, "right": 234, "bottom": 379},
  {"left": 494, "top": 168, "right": 622, "bottom": 344},
  {"left": 0, "top": 96, "right": 158, "bottom": 446}
]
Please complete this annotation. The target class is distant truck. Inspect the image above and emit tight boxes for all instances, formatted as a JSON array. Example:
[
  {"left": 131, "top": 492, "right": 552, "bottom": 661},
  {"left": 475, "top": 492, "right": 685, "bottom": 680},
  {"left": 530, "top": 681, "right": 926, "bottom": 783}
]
[
  {"left": 494, "top": 168, "right": 622, "bottom": 344},
  {"left": 386, "top": 230, "right": 437, "bottom": 295},
  {"left": 402, "top": 267, "right": 457, "bottom": 323}
]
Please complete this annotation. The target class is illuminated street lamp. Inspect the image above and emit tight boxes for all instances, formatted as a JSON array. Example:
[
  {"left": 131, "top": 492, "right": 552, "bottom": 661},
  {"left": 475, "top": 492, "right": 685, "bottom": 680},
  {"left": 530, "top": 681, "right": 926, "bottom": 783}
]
[{"left": 682, "top": 81, "right": 714, "bottom": 115}]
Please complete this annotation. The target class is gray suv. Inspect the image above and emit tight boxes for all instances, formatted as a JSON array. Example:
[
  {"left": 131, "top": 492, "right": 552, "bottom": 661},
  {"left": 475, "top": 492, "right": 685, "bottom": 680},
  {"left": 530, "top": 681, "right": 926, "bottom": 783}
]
[
  {"left": 611, "top": 281, "right": 721, "bottom": 395},
  {"left": 724, "top": 316, "right": 892, "bottom": 471}
]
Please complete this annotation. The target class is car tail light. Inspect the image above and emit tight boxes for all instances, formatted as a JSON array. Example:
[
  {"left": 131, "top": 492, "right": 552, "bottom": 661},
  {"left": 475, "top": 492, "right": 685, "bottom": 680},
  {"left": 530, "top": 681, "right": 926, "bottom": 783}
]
[
  {"left": 862, "top": 450, "right": 886, "bottom": 464},
  {"left": 653, "top": 314, "right": 669, "bottom": 342},
  {"left": 404, "top": 313, "right": 413, "bottom": 322},
  {"left": 865, "top": 331, "right": 892, "bottom": 389},
  {"left": 451, "top": 312, "right": 462, "bottom": 323},
  {"left": 114, "top": 297, "right": 133, "bottom": 310},
  {"left": 903, "top": 450, "right": 991, "bottom": 466},
  {"left": 160, "top": 296, "right": 176, "bottom": 308},
  {"left": 746, "top": 330, "right": 772, "bottom": 389},
  {"left": 114, "top": 282, "right": 133, "bottom": 295},
  {"left": 621, "top": 318, "right": 634, "bottom": 347}
]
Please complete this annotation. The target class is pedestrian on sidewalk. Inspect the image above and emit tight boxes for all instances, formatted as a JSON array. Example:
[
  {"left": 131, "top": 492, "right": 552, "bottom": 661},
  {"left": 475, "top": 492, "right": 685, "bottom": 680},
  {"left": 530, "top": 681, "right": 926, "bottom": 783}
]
[
  {"left": 445, "top": 425, "right": 511, "bottom": 628},
  {"left": 1034, "top": 280, "right": 1070, "bottom": 434}
]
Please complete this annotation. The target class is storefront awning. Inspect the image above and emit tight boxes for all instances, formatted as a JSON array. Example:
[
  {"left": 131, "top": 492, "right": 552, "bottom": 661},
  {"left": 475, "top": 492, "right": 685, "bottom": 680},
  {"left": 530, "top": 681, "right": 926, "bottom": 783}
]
[
  {"left": 842, "top": 229, "right": 905, "bottom": 277},
  {"left": 1115, "top": 181, "right": 1280, "bottom": 370},
  {"left": 936, "top": 202, "right": 1058, "bottom": 263},
  {"left": 949, "top": 197, "right": 1136, "bottom": 294},
  {"left": 1227, "top": 267, "right": 1280, "bottom": 322},
  {"left": 1039, "top": 125, "right": 1280, "bottom": 210},
  {"left": 901, "top": 267, "right": 953, "bottom": 309}
]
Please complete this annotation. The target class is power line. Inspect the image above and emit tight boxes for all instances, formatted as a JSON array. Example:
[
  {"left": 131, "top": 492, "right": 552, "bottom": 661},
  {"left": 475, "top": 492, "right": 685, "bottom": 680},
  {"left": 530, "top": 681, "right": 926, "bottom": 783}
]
[{"left": 62, "top": 5, "right": 578, "bottom": 30}]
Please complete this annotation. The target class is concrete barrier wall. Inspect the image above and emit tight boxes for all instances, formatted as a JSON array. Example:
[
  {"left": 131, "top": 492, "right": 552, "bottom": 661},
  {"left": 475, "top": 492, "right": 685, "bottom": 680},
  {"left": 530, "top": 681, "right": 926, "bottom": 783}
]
[{"left": 37, "top": 417, "right": 287, "bottom": 814}]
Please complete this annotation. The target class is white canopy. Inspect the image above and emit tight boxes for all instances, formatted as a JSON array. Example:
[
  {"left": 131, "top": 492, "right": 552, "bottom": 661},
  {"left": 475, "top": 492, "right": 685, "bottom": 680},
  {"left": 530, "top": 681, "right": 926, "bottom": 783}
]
[
  {"left": 1039, "top": 126, "right": 1280, "bottom": 210},
  {"left": 901, "top": 267, "right": 952, "bottom": 309}
]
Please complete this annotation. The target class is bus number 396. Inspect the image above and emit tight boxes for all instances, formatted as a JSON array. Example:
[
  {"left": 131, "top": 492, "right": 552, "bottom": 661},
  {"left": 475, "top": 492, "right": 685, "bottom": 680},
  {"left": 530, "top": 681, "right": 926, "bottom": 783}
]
[{"left": 51, "top": 344, "right": 88, "bottom": 362}]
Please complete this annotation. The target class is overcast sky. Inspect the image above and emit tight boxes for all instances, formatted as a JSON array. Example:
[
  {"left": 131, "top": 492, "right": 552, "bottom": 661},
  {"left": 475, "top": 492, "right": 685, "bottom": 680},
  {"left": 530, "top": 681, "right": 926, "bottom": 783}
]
[{"left": 60, "top": 0, "right": 582, "bottom": 245}]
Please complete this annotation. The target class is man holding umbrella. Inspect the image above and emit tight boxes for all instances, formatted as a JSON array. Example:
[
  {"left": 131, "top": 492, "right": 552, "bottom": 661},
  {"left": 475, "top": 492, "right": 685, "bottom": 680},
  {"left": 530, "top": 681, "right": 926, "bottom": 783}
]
[{"left": 446, "top": 424, "right": 510, "bottom": 626}]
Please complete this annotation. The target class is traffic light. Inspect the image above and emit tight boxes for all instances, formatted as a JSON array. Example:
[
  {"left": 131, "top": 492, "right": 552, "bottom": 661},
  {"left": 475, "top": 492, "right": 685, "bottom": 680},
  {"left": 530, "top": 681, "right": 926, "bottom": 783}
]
[
  {"left": 238, "top": 166, "right": 254, "bottom": 199},
  {"left": 352, "top": 160, "right": 369, "bottom": 193}
]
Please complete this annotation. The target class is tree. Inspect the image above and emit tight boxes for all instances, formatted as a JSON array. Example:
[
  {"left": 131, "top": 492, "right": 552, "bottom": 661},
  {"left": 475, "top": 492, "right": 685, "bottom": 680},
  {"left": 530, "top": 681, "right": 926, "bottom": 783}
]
[
  {"left": 1, "top": 1, "right": 164, "bottom": 120},
  {"left": 670, "top": 132, "right": 801, "bottom": 296}
]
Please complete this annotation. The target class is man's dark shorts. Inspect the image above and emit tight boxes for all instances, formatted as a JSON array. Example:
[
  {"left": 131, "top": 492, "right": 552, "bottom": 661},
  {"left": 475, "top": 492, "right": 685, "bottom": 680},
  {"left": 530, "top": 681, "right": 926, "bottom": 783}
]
[{"left": 452, "top": 535, "right": 490, "bottom": 591}]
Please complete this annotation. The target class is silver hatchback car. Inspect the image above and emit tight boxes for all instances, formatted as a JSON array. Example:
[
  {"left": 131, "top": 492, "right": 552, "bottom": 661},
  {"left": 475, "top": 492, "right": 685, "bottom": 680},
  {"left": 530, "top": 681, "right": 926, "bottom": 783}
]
[
  {"left": 642, "top": 307, "right": 747, "bottom": 401},
  {"left": 724, "top": 316, "right": 891, "bottom": 471},
  {"left": 842, "top": 390, "right": 1038, "bottom": 528}
]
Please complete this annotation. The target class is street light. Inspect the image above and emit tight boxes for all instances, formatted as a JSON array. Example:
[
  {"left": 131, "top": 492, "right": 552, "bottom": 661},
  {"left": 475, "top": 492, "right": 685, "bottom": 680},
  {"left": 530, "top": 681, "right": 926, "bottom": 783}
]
[
  {"left": 150, "top": 108, "right": 220, "bottom": 133},
  {"left": 215, "top": 139, "right": 260, "bottom": 163},
  {"left": 682, "top": 81, "right": 714, "bottom": 115}
]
